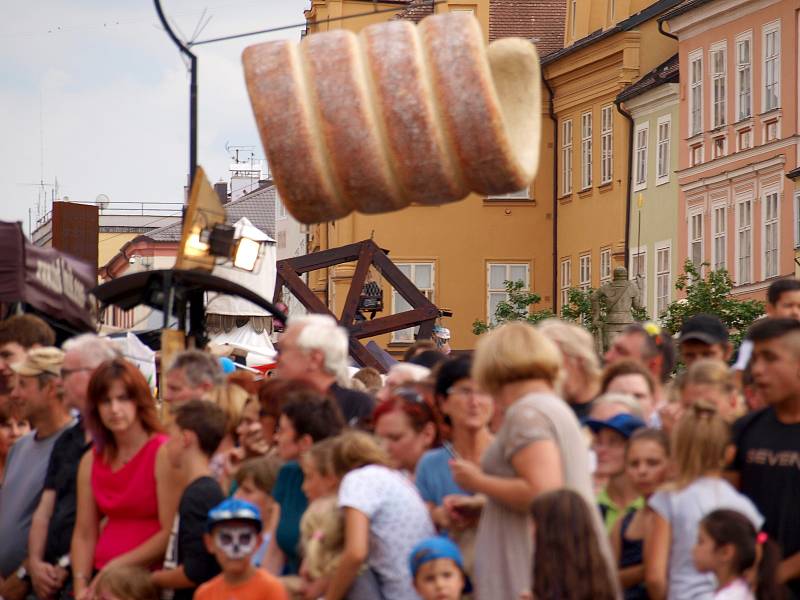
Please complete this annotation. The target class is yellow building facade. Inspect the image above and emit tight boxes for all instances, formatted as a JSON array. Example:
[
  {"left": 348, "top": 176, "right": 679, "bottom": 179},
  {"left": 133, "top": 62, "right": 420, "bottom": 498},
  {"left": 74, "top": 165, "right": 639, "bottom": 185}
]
[
  {"left": 544, "top": 0, "right": 677, "bottom": 310},
  {"left": 303, "top": 0, "right": 558, "bottom": 354}
]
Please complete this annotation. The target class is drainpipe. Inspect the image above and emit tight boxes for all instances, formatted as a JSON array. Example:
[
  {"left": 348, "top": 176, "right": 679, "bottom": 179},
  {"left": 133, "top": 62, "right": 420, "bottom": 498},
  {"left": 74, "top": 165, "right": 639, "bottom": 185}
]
[
  {"left": 614, "top": 97, "right": 634, "bottom": 271},
  {"left": 542, "top": 74, "right": 559, "bottom": 312},
  {"left": 658, "top": 18, "right": 678, "bottom": 41}
]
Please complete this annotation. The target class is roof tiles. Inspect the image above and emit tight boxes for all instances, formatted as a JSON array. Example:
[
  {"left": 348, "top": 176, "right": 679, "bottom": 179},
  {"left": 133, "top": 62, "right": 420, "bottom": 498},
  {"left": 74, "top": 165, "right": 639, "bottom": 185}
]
[
  {"left": 145, "top": 184, "right": 277, "bottom": 243},
  {"left": 489, "top": 0, "right": 565, "bottom": 57},
  {"left": 616, "top": 53, "right": 679, "bottom": 102}
]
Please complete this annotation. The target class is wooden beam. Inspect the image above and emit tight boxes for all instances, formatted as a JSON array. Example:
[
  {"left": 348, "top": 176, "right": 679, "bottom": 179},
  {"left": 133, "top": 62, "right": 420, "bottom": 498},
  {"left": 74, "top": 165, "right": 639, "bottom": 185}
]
[
  {"left": 340, "top": 242, "right": 376, "bottom": 326},
  {"left": 349, "top": 308, "right": 438, "bottom": 339},
  {"left": 274, "top": 239, "right": 442, "bottom": 373}
]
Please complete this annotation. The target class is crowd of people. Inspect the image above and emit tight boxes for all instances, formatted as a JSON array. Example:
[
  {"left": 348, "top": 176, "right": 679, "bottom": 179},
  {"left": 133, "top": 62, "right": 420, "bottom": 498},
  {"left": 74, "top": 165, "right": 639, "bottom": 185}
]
[{"left": 0, "top": 278, "right": 799, "bottom": 600}]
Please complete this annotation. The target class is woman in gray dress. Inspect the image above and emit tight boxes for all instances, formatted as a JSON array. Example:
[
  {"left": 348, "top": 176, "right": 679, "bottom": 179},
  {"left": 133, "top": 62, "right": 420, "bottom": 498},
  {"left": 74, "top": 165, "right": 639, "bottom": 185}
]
[{"left": 450, "top": 321, "right": 618, "bottom": 600}]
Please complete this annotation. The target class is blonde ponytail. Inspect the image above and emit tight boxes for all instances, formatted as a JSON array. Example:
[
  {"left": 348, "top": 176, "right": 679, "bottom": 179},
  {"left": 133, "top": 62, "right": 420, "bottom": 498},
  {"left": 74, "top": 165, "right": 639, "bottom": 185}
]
[{"left": 671, "top": 400, "right": 730, "bottom": 489}]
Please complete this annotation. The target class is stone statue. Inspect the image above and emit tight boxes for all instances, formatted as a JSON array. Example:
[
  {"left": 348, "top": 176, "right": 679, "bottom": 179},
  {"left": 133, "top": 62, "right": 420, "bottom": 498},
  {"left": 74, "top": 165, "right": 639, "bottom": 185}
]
[{"left": 592, "top": 266, "right": 642, "bottom": 353}]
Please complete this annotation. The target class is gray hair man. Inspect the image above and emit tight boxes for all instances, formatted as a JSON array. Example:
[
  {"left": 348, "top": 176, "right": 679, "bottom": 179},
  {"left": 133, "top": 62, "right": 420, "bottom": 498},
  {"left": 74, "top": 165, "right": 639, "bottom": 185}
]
[
  {"left": 164, "top": 349, "right": 224, "bottom": 405},
  {"left": 276, "top": 314, "right": 374, "bottom": 427},
  {"left": 27, "top": 335, "right": 119, "bottom": 599}
]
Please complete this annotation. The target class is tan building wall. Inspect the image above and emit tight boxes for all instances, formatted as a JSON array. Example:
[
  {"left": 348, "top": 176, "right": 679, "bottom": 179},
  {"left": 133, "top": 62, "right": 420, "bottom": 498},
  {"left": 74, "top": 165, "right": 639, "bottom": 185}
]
[
  {"left": 99, "top": 232, "right": 139, "bottom": 269},
  {"left": 303, "top": 0, "right": 553, "bottom": 353},
  {"left": 545, "top": 2, "right": 677, "bottom": 311}
]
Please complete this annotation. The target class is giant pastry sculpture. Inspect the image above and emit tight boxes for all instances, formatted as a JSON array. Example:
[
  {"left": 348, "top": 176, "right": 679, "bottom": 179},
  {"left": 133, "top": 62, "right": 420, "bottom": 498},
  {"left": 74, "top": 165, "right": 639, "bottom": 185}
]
[{"left": 243, "top": 12, "right": 540, "bottom": 224}]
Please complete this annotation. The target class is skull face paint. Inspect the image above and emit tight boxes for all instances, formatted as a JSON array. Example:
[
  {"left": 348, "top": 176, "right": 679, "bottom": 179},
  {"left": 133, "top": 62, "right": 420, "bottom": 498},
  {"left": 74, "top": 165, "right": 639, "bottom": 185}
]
[{"left": 213, "top": 525, "right": 259, "bottom": 560}]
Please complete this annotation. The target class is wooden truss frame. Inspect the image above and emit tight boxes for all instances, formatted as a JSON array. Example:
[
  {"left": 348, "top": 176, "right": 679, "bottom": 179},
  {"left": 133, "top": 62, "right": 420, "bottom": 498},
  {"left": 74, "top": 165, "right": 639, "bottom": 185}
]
[{"left": 273, "top": 239, "right": 439, "bottom": 371}]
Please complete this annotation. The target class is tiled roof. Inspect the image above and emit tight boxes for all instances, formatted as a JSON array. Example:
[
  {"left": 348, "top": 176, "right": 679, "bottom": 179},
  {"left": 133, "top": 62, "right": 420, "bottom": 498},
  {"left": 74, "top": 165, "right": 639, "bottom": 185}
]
[
  {"left": 616, "top": 53, "right": 679, "bottom": 102},
  {"left": 147, "top": 220, "right": 182, "bottom": 242},
  {"left": 391, "top": 0, "right": 432, "bottom": 23},
  {"left": 543, "top": 0, "right": 684, "bottom": 65},
  {"left": 145, "top": 183, "right": 277, "bottom": 243},
  {"left": 489, "top": 0, "right": 565, "bottom": 57},
  {"left": 225, "top": 184, "right": 277, "bottom": 239},
  {"left": 659, "top": 0, "right": 715, "bottom": 22}
]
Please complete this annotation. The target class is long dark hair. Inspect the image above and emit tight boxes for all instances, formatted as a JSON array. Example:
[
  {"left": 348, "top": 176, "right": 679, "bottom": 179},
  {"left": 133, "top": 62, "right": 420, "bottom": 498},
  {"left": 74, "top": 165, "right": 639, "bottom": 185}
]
[
  {"left": 701, "top": 510, "right": 786, "bottom": 600},
  {"left": 86, "top": 359, "right": 163, "bottom": 461},
  {"left": 530, "top": 489, "right": 617, "bottom": 600}
]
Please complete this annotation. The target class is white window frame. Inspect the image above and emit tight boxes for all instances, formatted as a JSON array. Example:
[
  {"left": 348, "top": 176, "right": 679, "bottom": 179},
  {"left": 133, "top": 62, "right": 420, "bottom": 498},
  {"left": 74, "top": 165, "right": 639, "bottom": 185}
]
[
  {"left": 487, "top": 187, "right": 531, "bottom": 201},
  {"left": 689, "top": 50, "right": 704, "bottom": 136},
  {"left": 712, "top": 204, "right": 727, "bottom": 271},
  {"left": 633, "top": 122, "right": 648, "bottom": 191},
  {"left": 601, "top": 106, "right": 613, "bottom": 185},
  {"left": 764, "top": 118, "right": 780, "bottom": 142},
  {"left": 762, "top": 190, "right": 780, "bottom": 279},
  {"left": 561, "top": 119, "right": 573, "bottom": 195},
  {"left": 762, "top": 21, "right": 781, "bottom": 112},
  {"left": 486, "top": 262, "right": 530, "bottom": 324},
  {"left": 689, "top": 210, "right": 705, "bottom": 271},
  {"left": 656, "top": 115, "right": 671, "bottom": 185},
  {"left": 276, "top": 194, "right": 288, "bottom": 220},
  {"left": 579, "top": 254, "right": 591, "bottom": 291},
  {"left": 654, "top": 241, "right": 672, "bottom": 317},
  {"left": 735, "top": 32, "right": 752, "bottom": 121},
  {"left": 691, "top": 143, "right": 704, "bottom": 167},
  {"left": 581, "top": 112, "right": 593, "bottom": 190},
  {"left": 560, "top": 258, "right": 572, "bottom": 312},
  {"left": 710, "top": 43, "right": 727, "bottom": 128},
  {"left": 630, "top": 246, "right": 647, "bottom": 308},
  {"left": 795, "top": 191, "right": 800, "bottom": 249},
  {"left": 570, "top": 0, "right": 577, "bottom": 40},
  {"left": 735, "top": 197, "right": 753, "bottom": 285},
  {"left": 712, "top": 135, "right": 727, "bottom": 159},
  {"left": 737, "top": 127, "right": 752, "bottom": 151},
  {"left": 392, "top": 262, "right": 435, "bottom": 343},
  {"left": 600, "top": 248, "right": 612, "bottom": 284}
]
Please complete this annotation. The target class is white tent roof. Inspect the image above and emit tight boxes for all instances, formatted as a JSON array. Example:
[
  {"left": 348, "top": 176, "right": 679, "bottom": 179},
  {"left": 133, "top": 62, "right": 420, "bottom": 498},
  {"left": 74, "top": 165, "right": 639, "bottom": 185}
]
[{"left": 206, "top": 217, "right": 277, "bottom": 317}]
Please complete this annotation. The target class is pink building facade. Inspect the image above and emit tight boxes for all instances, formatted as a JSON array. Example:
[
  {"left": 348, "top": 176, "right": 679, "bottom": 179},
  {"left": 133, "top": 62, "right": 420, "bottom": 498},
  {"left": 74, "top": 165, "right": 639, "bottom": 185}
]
[{"left": 664, "top": 0, "right": 799, "bottom": 299}]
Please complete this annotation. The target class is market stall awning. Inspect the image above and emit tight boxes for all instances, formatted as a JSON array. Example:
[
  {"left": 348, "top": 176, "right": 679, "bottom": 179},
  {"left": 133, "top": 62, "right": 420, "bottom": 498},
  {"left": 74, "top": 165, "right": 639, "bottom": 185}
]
[{"left": 0, "top": 221, "right": 96, "bottom": 331}]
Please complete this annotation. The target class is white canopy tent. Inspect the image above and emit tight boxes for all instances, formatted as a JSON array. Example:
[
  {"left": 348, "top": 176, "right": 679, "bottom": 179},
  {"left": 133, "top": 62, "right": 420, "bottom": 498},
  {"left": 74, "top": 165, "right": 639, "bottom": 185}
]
[{"left": 206, "top": 217, "right": 277, "bottom": 367}]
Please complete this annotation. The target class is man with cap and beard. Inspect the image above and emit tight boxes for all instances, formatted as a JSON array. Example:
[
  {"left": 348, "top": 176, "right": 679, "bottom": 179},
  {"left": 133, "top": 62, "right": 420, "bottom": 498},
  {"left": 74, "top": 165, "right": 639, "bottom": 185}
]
[{"left": 0, "top": 347, "right": 73, "bottom": 599}]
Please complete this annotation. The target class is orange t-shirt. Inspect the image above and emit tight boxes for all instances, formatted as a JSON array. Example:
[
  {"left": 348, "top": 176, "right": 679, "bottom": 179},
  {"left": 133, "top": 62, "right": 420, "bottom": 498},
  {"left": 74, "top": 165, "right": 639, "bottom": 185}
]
[{"left": 194, "top": 569, "right": 288, "bottom": 600}]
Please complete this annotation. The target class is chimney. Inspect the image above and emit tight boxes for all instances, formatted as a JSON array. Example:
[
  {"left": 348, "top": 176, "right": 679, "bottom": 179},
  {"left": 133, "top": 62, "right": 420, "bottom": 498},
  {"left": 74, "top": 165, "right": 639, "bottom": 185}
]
[{"left": 214, "top": 182, "right": 229, "bottom": 205}]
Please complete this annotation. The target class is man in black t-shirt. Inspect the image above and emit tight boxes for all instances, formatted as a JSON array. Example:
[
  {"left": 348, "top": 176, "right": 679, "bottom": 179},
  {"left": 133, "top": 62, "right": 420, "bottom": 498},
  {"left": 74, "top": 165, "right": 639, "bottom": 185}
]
[
  {"left": 732, "top": 318, "right": 800, "bottom": 598},
  {"left": 152, "top": 400, "right": 227, "bottom": 599}
]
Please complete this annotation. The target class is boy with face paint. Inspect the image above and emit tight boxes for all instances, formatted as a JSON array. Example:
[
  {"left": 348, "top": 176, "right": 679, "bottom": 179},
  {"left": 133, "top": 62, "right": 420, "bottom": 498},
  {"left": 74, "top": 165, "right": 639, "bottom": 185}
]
[{"left": 195, "top": 498, "right": 288, "bottom": 600}]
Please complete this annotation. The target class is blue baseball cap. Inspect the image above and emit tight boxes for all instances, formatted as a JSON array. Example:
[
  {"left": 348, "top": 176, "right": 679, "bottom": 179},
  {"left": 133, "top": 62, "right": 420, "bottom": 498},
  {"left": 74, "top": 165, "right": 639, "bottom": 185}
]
[
  {"left": 409, "top": 536, "right": 472, "bottom": 593},
  {"left": 584, "top": 413, "right": 646, "bottom": 439},
  {"left": 207, "top": 498, "right": 262, "bottom": 533},
  {"left": 219, "top": 357, "right": 237, "bottom": 374}
]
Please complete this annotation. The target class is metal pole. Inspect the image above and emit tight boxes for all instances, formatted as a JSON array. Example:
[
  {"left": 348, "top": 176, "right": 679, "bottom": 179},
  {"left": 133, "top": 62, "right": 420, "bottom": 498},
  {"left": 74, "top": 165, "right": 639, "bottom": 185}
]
[{"left": 153, "top": 0, "right": 197, "bottom": 189}]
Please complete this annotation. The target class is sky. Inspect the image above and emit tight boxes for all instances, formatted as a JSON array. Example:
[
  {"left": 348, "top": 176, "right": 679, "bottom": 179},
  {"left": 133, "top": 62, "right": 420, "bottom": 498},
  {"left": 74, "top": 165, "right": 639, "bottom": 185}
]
[{"left": 0, "top": 0, "right": 309, "bottom": 235}]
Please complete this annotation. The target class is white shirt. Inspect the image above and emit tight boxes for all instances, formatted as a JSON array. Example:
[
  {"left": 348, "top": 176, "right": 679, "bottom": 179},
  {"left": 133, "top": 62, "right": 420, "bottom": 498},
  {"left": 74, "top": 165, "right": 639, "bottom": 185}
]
[
  {"left": 715, "top": 578, "right": 755, "bottom": 600},
  {"left": 338, "top": 464, "right": 435, "bottom": 600},
  {"left": 650, "top": 477, "right": 763, "bottom": 600}
]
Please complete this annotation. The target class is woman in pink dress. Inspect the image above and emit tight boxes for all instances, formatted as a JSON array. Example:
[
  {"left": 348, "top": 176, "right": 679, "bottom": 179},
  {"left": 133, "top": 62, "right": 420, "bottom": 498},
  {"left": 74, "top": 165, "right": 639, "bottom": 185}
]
[{"left": 71, "top": 359, "right": 180, "bottom": 600}]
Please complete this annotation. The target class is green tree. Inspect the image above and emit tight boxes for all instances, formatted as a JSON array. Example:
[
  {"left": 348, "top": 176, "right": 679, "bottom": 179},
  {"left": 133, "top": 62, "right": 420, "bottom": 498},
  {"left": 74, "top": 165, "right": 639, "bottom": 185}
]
[
  {"left": 560, "top": 287, "right": 649, "bottom": 332},
  {"left": 661, "top": 260, "right": 764, "bottom": 348},
  {"left": 472, "top": 280, "right": 555, "bottom": 335},
  {"left": 560, "top": 288, "right": 598, "bottom": 332}
]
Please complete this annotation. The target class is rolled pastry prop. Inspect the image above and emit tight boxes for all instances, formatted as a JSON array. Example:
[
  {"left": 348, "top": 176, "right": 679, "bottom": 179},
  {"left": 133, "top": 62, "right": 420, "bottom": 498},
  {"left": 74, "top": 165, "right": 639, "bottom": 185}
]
[
  {"left": 242, "top": 41, "right": 350, "bottom": 223},
  {"left": 243, "top": 12, "right": 540, "bottom": 224},
  {"left": 361, "top": 20, "right": 468, "bottom": 205}
]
